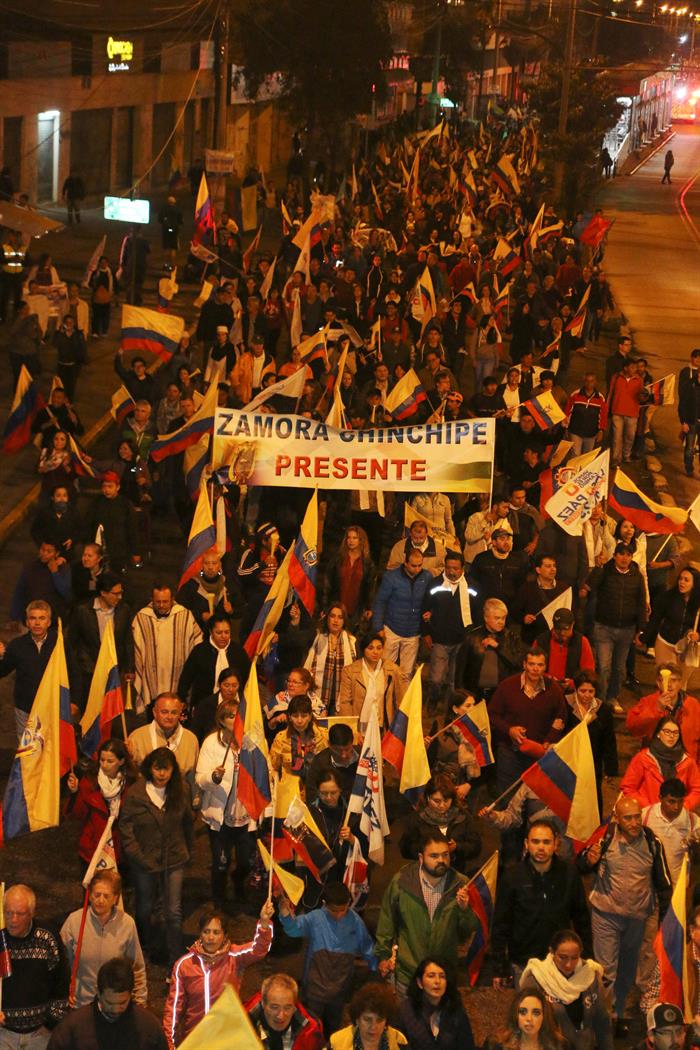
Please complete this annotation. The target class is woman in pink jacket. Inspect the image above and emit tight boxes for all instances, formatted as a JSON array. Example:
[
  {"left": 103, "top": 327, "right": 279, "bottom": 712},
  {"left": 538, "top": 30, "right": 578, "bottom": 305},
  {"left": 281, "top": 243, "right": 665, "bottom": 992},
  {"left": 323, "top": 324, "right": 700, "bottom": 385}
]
[
  {"left": 620, "top": 716, "right": 700, "bottom": 810},
  {"left": 163, "top": 901, "right": 274, "bottom": 1048}
]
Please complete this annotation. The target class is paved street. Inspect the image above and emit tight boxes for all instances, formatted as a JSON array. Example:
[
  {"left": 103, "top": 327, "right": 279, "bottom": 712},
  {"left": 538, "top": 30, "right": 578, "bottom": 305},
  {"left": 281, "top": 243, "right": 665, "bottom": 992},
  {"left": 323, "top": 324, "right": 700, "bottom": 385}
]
[{"left": 603, "top": 124, "right": 700, "bottom": 519}]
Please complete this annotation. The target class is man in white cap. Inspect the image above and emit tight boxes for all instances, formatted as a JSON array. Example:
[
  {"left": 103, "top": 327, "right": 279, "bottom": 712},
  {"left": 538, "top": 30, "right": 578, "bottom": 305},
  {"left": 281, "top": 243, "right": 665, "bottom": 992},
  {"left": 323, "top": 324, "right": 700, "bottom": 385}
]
[{"left": 638, "top": 1004, "right": 686, "bottom": 1050}]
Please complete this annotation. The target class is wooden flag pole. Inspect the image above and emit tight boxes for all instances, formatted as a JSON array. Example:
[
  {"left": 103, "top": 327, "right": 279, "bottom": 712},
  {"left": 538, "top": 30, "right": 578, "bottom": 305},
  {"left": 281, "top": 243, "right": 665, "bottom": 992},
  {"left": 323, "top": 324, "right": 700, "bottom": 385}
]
[
  {"left": 424, "top": 714, "right": 463, "bottom": 745},
  {"left": 69, "top": 887, "right": 90, "bottom": 1004},
  {"left": 267, "top": 776, "right": 277, "bottom": 903}
]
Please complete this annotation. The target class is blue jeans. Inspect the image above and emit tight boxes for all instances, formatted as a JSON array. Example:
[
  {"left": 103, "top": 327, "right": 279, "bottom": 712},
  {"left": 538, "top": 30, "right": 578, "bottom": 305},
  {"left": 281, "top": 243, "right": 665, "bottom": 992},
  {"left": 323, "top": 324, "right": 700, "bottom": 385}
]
[
  {"left": 427, "top": 642, "right": 460, "bottom": 703},
  {"left": 592, "top": 908, "right": 647, "bottom": 1017},
  {"left": 593, "top": 622, "right": 636, "bottom": 700},
  {"left": 684, "top": 423, "right": 698, "bottom": 473},
  {"left": 129, "top": 863, "right": 184, "bottom": 967}
]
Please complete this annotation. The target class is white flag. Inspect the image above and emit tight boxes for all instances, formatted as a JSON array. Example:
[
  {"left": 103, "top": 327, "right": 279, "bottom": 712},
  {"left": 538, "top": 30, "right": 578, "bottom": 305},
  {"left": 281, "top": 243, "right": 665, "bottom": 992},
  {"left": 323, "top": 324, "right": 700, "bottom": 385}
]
[
  {"left": 344, "top": 707, "right": 390, "bottom": 865},
  {"left": 244, "top": 368, "right": 306, "bottom": 412},
  {"left": 541, "top": 587, "right": 573, "bottom": 630},
  {"left": 259, "top": 255, "right": 277, "bottom": 300},
  {"left": 545, "top": 449, "right": 610, "bottom": 536},
  {"left": 81, "top": 235, "right": 106, "bottom": 289},
  {"left": 688, "top": 493, "right": 700, "bottom": 535}
]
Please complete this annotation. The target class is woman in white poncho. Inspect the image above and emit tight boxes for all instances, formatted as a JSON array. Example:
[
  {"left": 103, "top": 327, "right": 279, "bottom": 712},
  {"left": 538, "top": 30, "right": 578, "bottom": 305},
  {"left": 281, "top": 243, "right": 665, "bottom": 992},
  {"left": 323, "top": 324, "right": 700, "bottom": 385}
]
[{"left": 520, "top": 929, "right": 613, "bottom": 1050}]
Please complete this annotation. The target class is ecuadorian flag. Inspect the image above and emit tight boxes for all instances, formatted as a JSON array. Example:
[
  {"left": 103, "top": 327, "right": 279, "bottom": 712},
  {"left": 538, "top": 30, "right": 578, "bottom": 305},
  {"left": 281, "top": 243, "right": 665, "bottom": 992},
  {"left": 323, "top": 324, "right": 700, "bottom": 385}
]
[
  {"left": 244, "top": 546, "right": 293, "bottom": 660},
  {"left": 2, "top": 365, "right": 43, "bottom": 453},
  {"left": 79, "top": 619, "right": 124, "bottom": 757},
  {"left": 385, "top": 368, "right": 427, "bottom": 421},
  {"left": 110, "top": 385, "right": 136, "bottom": 425},
  {"left": 465, "top": 851, "right": 499, "bottom": 986},
  {"left": 381, "top": 665, "right": 430, "bottom": 805},
  {"left": 521, "top": 720, "right": 599, "bottom": 843},
  {"left": 288, "top": 491, "right": 318, "bottom": 618},
  {"left": 150, "top": 380, "right": 217, "bottom": 462},
  {"left": 237, "top": 664, "right": 271, "bottom": 821},
  {"left": 179, "top": 481, "right": 217, "bottom": 589},
  {"left": 120, "top": 305, "right": 184, "bottom": 362},
  {"left": 0, "top": 622, "right": 76, "bottom": 841},
  {"left": 654, "top": 854, "right": 693, "bottom": 1019},
  {"left": 454, "top": 702, "right": 494, "bottom": 767},
  {"left": 522, "top": 389, "right": 567, "bottom": 430},
  {"left": 609, "top": 468, "right": 687, "bottom": 535}
]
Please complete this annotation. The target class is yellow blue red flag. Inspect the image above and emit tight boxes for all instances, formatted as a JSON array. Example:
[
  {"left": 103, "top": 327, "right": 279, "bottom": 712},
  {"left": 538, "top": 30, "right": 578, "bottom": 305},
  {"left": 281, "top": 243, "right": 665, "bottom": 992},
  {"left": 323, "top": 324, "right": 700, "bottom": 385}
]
[
  {"left": 609, "top": 468, "right": 688, "bottom": 535},
  {"left": 382, "top": 665, "right": 431, "bottom": 805},
  {"left": 654, "top": 854, "right": 693, "bottom": 1019},
  {"left": 1, "top": 621, "right": 76, "bottom": 841},
  {"left": 237, "top": 664, "right": 271, "bottom": 821},
  {"left": 288, "top": 491, "right": 318, "bottom": 617},
  {"left": 179, "top": 481, "right": 216, "bottom": 589},
  {"left": 79, "top": 619, "right": 124, "bottom": 757},
  {"left": 465, "top": 851, "right": 499, "bottom": 985},
  {"left": 521, "top": 720, "right": 599, "bottom": 843}
]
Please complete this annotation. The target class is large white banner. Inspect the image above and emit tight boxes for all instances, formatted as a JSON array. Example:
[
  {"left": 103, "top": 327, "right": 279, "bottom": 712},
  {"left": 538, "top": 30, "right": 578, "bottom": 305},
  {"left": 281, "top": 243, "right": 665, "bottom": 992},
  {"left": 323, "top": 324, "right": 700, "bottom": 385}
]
[
  {"left": 213, "top": 409, "right": 494, "bottom": 494},
  {"left": 545, "top": 449, "right": 610, "bottom": 535}
]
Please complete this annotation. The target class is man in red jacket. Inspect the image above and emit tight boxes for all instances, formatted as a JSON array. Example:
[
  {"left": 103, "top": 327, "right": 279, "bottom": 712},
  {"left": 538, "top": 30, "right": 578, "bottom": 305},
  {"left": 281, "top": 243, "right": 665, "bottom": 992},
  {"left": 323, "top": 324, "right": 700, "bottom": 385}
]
[
  {"left": 626, "top": 662, "right": 700, "bottom": 763},
  {"left": 608, "top": 357, "right": 644, "bottom": 465},
  {"left": 246, "top": 974, "right": 324, "bottom": 1050}
]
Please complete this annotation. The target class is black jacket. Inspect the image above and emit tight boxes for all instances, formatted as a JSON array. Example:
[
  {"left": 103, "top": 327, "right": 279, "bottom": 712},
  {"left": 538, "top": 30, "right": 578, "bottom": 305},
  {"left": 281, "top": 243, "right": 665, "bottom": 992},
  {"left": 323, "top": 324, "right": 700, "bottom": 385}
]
[
  {"left": 589, "top": 560, "right": 648, "bottom": 630},
  {"left": 468, "top": 549, "right": 530, "bottom": 612},
  {"left": 643, "top": 586, "right": 700, "bottom": 647},
  {"left": 30, "top": 505, "right": 82, "bottom": 555},
  {"left": 456, "top": 626, "right": 525, "bottom": 690},
  {"left": 400, "top": 807, "right": 482, "bottom": 875},
  {"left": 87, "top": 494, "right": 139, "bottom": 565},
  {"left": 46, "top": 999, "right": 167, "bottom": 1050},
  {"left": 678, "top": 364, "right": 700, "bottom": 426},
  {"left": 397, "top": 998, "right": 475, "bottom": 1050},
  {"left": 0, "top": 628, "right": 57, "bottom": 712},
  {"left": 491, "top": 855, "right": 592, "bottom": 974},
  {"left": 422, "top": 577, "right": 471, "bottom": 646},
  {"left": 118, "top": 778, "right": 193, "bottom": 873},
  {"left": 537, "top": 520, "right": 589, "bottom": 589},
  {"left": 68, "top": 602, "right": 134, "bottom": 675},
  {"left": 177, "top": 639, "right": 251, "bottom": 709}
]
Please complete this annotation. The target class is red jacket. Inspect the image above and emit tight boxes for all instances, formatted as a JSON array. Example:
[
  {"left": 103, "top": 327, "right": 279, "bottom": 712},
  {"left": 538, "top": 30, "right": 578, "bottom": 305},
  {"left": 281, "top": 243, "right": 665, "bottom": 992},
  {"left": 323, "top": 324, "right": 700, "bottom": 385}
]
[
  {"left": 163, "top": 924, "right": 272, "bottom": 1048},
  {"left": 245, "top": 992, "right": 324, "bottom": 1050},
  {"left": 626, "top": 692, "right": 700, "bottom": 765},
  {"left": 608, "top": 372, "right": 643, "bottom": 418},
  {"left": 620, "top": 748, "right": 700, "bottom": 809},
  {"left": 66, "top": 777, "right": 129, "bottom": 865}
]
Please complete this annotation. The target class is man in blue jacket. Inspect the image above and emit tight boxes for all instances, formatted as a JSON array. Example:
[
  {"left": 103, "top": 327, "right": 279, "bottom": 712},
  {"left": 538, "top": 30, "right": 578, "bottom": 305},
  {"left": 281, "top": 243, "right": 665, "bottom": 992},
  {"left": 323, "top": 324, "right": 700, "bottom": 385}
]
[{"left": 372, "top": 548, "right": 432, "bottom": 677}]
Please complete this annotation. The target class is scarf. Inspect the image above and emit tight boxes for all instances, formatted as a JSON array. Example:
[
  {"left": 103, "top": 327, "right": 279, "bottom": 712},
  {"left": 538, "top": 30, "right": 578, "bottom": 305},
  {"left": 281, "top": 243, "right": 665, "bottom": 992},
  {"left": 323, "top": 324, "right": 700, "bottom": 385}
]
[
  {"left": 305, "top": 631, "right": 356, "bottom": 693},
  {"left": 360, "top": 660, "right": 385, "bottom": 729},
  {"left": 150, "top": 721, "right": 183, "bottom": 754},
  {"left": 289, "top": 728, "right": 316, "bottom": 776},
  {"left": 97, "top": 769, "right": 125, "bottom": 817},
  {"left": 197, "top": 572, "right": 226, "bottom": 617},
  {"left": 566, "top": 693, "right": 601, "bottom": 724},
  {"left": 522, "top": 953, "right": 603, "bottom": 1005},
  {"left": 146, "top": 782, "right": 166, "bottom": 809},
  {"left": 210, "top": 639, "right": 230, "bottom": 684},
  {"left": 649, "top": 734, "right": 685, "bottom": 782},
  {"left": 439, "top": 574, "right": 472, "bottom": 628},
  {"left": 353, "top": 1029, "right": 390, "bottom": 1050}
]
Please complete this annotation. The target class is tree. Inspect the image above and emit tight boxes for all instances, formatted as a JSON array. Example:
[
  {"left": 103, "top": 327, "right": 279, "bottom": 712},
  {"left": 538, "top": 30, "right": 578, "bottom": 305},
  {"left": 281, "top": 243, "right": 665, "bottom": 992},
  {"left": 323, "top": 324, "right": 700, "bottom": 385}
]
[
  {"left": 528, "top": 65, "right": 623, "bottom": 212},
  {"left": 235, "top": 0, "right": 393, "bottom": 132}
]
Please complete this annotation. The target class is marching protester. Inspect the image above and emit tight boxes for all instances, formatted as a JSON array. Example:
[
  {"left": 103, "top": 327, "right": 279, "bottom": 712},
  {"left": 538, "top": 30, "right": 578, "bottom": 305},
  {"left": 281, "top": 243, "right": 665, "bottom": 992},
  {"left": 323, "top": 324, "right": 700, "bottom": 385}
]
[{"left": 4, "top": 90, "right": 700, "bottom": 1050}]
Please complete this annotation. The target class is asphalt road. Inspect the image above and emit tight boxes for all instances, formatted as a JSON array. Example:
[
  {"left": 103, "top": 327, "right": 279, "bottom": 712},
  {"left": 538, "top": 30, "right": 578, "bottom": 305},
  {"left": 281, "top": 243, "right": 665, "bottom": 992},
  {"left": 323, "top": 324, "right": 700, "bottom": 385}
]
[{"left": 602, "top": 123, "right": 700, "bottom": 516}]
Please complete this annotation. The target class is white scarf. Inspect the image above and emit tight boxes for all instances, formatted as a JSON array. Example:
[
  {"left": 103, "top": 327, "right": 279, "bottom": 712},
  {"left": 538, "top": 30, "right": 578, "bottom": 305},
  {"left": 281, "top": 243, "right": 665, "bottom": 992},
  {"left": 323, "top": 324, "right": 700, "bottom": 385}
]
[
  {"left": 522, "top": 954, "right": 603, "bottom": 1005},
  {"left": 210, "top": 640, "right": 230, "bottom": 686},
  {"left": 304, "top": 631, "right": 356, "bottom": 693},
  {"left": 440, "top": 574, "right": 472, "bottom": 628},
  {"left": 145, "top": 782, "right": 167, "bottom": 810},
  {"left": 150, "top": 721, "right": 183, "bottom": 754},
  {"left": 359, "top": 659, "right": 385, "bottom": 729},
  {"left": 97, "top": 769, "right": 125, "bottom": 817}
]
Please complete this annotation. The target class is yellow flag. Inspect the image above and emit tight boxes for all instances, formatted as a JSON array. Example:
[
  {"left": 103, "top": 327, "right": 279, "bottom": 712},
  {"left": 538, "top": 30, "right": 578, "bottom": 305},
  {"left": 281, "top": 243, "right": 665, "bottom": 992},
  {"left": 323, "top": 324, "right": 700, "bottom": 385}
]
[
  {"left": 178, "top": 984, "right": 263, "bottom": 1049},
  {"left": 257, "top": 839, "right": 305, "bottom": 905}
]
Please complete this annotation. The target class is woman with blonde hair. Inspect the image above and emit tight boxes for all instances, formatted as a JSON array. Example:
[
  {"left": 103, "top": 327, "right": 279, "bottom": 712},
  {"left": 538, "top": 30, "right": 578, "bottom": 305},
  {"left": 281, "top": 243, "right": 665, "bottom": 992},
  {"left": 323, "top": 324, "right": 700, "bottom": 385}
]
[{"left": 322, "top": 525, "right": 375, "bottom": 630}]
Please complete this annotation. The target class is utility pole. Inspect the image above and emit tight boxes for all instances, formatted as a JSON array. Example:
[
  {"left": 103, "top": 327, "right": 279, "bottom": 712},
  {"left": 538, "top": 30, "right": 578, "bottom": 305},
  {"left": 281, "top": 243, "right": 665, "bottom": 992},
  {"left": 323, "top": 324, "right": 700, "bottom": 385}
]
[
  {"left": 492, "top": 0, "right": 502, "bottom": 95},
  {"left": 427, "top": 0, "right": 444, "bottom": 127},
  {"left": 553, "top": 0, "right": 577, "bottom": 204},
  {"left": 214, "top": 5, "right": 229, "bottom": 149}
]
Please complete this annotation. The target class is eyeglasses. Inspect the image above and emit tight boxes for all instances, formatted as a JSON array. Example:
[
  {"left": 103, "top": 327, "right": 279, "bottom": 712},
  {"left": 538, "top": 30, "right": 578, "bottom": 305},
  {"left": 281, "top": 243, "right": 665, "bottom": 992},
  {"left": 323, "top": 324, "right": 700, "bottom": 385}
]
[{"left": 659, "top": 727, "right": 680, "bottom": 738}]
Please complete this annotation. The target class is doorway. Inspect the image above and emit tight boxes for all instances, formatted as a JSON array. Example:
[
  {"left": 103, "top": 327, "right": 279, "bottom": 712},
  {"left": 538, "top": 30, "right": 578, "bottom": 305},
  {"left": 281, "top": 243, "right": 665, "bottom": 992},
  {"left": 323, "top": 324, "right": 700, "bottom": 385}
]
[{"left": 37, "top": 110, "right": 59, "bottom": 202}]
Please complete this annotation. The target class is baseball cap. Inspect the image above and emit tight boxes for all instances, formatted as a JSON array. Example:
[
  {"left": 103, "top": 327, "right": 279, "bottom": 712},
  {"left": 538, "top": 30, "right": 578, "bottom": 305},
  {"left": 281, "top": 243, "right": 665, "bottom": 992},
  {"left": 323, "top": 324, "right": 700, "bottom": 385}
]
[
  {"left": 250, "top": 332, "right": 264, "bottom": 344},
  {"left": 491, "top": 527, "right": 513, "bottom": 539},
  {"left": 647, "top": 1004, "right": 684, "bottom": 1032},
  {"left": 102, "top": 471, "right": 120, "bottom": 485},
  {"left": 216, "top": 325, "right": 228, "bottom": 334},
  {"left": 552, "top": 608, "right": 575, "bottom": 629}
]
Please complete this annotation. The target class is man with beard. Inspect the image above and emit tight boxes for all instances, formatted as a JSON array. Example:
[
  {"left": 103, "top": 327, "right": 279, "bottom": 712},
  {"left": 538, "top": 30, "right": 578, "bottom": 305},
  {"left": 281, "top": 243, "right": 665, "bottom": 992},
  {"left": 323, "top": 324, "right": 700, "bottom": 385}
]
[{"left": 375, "top": 830, "right": 477, "bottom": 995}]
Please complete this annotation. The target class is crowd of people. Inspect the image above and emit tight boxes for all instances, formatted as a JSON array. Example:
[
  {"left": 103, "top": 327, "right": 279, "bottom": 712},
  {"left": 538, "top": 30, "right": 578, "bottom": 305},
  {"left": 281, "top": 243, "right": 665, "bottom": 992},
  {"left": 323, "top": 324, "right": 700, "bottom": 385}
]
[{"left": 1, "top": 102, "right": 700, "bottom": 1050}]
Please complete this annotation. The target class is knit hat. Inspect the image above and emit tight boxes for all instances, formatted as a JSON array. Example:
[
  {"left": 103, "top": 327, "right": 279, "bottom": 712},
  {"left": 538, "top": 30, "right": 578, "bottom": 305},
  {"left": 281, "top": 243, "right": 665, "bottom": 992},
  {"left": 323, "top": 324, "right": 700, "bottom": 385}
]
[{"left": 257, "top": 522, "right": 278, "bottom": 540}]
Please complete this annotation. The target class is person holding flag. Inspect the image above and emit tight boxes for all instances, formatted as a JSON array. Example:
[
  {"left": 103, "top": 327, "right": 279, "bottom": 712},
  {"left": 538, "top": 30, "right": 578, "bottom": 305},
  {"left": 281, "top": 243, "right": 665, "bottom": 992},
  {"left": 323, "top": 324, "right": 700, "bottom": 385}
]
[
  {"left": 579, "top": 795, "right": 672, "bottom": 1037},
  {"left": 195, "top": 699, "right": 258, "bottom": 910},
  {"left": 375, "top": 830, "right": 477, "bottom": 996},
  {"left": 399, "top": 773, "right": 482, "bottom": 874},
  {"left": 65, "top": 739, "right": 137, "bottom": 876},
  {"left": 163, "top": 902, "right": 274, "bottom": 1048},
  {"left": 278, "top": 881, "right": 377, "bottom": 1036}
]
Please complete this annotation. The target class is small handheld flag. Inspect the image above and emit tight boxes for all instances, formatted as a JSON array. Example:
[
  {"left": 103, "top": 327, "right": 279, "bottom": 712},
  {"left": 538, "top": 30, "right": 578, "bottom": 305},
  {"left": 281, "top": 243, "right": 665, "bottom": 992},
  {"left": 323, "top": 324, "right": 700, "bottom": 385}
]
[
  {"left": 2, "top": 365, "right": 43, "bottom": 453},
  {"left": 257, "top": 839, "right": 304, "bottom": 905},
  {"left": 283, "top": 796, "right": 337, "bottom": 882},
  {"left": 79, "top": 619, "right": 124, "bottom": 757},
  {"left": 237, "top": 665, "right": 271, "bottom": 821},
  {"left": 179, "top": 482, "right": 217, "bottom": 589},
  {"left": 120, "top": 305, "right": 184, "bottom": 362},
  {"left": 465, "top": 851, "right": 499, "bottom": 986},
  {"left": 345, "top": 707, "right": 390, "bottom": 864},
  {"left": 382, "top": 665, "right": 431, "bottom": 805},
  {"left": 654, "top": 853, "right": 692, "bottom": 1019},
  {"left": 645, "top": 373, "right": 676, "bottom": 406},
  {"left": 521, "top": 720, "right": 600, "bottom": 843},
  {"left": 179, "top": 984, "right": 262, "bottom": 1050},
  {"left": 522, "top": 389, "right": 567, "bottom": 430},
  {"left": 384, "top": 368, "right": 427, "bottom": 421},
  {"left": 609, "top": 468, "right": 687, "bottom": 535},
  {"left": 288, "top": 491, "right": 318, "bottom": 618},
  {"left": 453, "top": 702, "right": 494, "bottom": 768}
]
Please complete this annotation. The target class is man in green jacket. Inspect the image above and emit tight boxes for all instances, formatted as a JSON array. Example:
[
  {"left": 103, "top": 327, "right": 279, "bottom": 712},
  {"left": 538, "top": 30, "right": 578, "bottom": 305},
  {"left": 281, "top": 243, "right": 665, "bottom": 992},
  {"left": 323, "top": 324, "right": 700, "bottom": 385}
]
[{"left": 375, "top": 830, "right": 478, "bottom": 993}]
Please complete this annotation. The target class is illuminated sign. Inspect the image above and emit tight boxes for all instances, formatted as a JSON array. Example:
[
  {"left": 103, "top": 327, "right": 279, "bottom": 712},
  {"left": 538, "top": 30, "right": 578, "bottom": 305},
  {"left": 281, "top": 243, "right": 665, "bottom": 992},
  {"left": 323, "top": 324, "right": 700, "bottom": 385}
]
[
  {"left": 104, "top": 197, "right": 150, "bottom": 224},
  {"left": 106, "top": 36, "right": 133, "bottom": 73}
]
